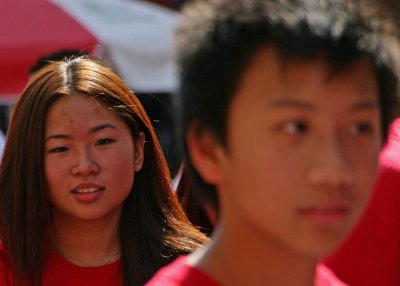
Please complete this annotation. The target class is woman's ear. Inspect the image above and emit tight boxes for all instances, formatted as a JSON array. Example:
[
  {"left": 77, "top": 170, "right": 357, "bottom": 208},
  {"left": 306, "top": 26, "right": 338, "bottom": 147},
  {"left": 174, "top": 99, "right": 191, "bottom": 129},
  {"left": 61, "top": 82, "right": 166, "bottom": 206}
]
[
  {"left": 186, "top": 125, "right": 226, "bottom": 186},
  {"left": 134, "top": 132, "right": 145, "bottom": 172}
]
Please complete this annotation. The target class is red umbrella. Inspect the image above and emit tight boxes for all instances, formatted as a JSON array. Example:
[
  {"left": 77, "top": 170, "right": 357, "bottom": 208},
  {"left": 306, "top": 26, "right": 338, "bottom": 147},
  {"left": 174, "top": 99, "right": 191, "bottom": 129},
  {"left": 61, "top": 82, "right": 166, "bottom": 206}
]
[
  {"left": 0, "top": 0, "right": 97, "bottom": 102},
  {"left": 0, "top": 0, "right": 178, "bottom": 103}
]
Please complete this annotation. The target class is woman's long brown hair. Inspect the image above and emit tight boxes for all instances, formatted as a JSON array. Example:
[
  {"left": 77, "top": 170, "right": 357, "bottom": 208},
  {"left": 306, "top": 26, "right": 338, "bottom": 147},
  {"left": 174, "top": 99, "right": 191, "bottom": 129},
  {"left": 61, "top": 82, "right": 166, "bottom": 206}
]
[
  {"left": 176, "top": 162, "right": 215, "bottom": 237},
  {"left": 0, "top": 56, "right": 207, "bottom": 286}
]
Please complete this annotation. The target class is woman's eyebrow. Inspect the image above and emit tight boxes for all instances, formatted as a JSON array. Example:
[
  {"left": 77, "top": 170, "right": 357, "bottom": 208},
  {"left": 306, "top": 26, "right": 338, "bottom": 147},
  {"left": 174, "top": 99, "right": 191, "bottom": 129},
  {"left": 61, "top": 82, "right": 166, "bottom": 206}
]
[
  {"left": 45, "top": 124, "right": 117, "bottom": 141},
  {"left": 89, "top": 123, "right": 117, "bottom": 134},
  {"left": 45, "top": 133, "right": 71, "bottom": 141}
]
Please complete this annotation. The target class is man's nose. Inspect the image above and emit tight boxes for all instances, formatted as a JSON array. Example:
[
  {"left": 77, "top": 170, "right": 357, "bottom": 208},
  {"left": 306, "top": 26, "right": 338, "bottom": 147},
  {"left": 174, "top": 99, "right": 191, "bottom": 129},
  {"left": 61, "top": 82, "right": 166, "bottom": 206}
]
[{"left": 307, "top": 137, "right": 354, "bottom": 190}]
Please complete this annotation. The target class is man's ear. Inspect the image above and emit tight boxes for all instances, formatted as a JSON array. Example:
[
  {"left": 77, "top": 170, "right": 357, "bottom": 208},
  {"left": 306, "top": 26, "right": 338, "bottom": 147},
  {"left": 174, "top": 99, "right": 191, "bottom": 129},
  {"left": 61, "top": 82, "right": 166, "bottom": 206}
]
[
  {"left": 134, "top": 132, "right": 145, "bottom": 172},
  {"left": 186, "top": 125, "right": 225, "bottom": 185}
]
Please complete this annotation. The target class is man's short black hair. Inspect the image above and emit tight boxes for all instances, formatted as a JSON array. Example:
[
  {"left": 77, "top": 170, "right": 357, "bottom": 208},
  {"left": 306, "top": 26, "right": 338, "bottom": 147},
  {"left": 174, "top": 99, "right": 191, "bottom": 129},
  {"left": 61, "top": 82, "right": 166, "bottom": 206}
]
[{"left": 174, "top": 0, "right": 400, "bottom": 206}]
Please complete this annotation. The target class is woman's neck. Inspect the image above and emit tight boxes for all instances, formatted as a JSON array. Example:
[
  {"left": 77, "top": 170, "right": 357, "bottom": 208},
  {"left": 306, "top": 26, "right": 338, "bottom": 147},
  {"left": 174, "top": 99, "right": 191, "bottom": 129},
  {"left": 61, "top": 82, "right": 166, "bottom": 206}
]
[{"left": 50, "top": 213, "right": 121, "bottom": 267}]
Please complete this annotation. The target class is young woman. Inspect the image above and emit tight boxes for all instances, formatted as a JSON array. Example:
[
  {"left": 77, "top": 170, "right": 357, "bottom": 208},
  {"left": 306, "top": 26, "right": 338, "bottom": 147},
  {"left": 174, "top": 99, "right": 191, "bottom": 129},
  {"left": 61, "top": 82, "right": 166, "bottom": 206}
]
[{"left": 0, "top": 56, "right": 207, "bottom": 286}]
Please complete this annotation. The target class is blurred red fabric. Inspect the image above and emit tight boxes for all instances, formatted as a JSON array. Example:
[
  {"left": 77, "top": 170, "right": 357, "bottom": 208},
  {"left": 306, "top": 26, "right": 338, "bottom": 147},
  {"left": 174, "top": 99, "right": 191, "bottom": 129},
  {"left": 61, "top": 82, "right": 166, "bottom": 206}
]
[
  {"left": 324, "top": 117, "right": 400, "bottom": 286},
  {"left": 0, "top": 0, "right": 96, "bottom": 98}
]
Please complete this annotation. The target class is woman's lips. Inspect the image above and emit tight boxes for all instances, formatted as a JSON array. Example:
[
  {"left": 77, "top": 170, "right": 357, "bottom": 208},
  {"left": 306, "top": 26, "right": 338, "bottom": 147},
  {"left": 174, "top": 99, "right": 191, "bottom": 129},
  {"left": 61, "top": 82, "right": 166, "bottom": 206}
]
[
  {"left": 71, "top": 183, "right": 105, "bottom": 203},
  {"left": 71, "top": 187, "right": 102, "bottom": 194}
]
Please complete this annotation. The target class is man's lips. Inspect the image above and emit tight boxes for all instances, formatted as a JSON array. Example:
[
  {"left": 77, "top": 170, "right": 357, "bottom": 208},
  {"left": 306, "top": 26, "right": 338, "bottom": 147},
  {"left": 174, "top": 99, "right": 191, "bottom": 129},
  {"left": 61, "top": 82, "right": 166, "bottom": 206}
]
[{"left": 297, "top": 202, "right": 351, "bottom": 223}]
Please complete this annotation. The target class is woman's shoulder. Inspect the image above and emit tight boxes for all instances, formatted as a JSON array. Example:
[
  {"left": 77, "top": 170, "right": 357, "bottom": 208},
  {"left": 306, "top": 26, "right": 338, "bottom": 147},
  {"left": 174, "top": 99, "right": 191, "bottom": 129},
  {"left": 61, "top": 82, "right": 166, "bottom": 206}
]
[
  {"left": 43, "top": 249, "right": 122, "bottom": 286},
  {"left": 0, "top": 242, "right": 11, "bottom": 264},
  {"left": 0, "top": 242, "right": 15, "bottom": 285}
]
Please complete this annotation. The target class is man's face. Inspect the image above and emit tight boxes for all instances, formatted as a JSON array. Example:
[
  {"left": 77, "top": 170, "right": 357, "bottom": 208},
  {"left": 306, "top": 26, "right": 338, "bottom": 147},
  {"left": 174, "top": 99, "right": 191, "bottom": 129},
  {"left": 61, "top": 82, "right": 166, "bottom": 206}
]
[{"left": 198, "top": 46, "right": 381, "bottom": 258}]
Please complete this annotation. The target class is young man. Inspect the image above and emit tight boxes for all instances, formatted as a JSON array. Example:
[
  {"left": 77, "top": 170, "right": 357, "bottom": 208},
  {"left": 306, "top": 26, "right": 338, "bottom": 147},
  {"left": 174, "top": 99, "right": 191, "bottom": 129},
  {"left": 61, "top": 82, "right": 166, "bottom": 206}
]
[{"left": 147, "top": 0, "right": 400, "bottom": 285}]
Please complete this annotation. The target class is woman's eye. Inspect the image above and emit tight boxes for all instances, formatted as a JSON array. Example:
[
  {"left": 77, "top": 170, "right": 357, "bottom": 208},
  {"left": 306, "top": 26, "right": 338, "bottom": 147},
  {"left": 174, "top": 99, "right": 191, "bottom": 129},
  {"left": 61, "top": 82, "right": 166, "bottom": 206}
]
[
  {"left": 49, "top": 146, "right": 69, "bottom": 153},
  {"left": 282, "top": 121, "right": 308, "bottom": 135},
  {"left": 350, "top": 122, "right": 374, "bottom": 135},
  {"left": 95, "top": 138, "right": 115, "bottom": 146}
]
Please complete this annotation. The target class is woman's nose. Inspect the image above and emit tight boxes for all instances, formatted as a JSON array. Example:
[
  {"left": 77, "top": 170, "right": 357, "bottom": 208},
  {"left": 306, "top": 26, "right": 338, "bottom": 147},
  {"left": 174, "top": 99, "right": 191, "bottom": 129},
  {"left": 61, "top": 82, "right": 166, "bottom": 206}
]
[{"left": 71, "top": 148, "right": 99, "bottom": 176}]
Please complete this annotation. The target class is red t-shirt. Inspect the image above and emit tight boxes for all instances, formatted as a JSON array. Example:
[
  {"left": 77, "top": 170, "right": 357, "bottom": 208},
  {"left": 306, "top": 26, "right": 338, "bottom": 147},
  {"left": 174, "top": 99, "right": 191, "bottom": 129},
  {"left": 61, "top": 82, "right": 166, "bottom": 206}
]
[
  {"left": 324, "top": 118, "right": 400, "bottom": 286},
  {"left": 0, "top": 247, "right": 122, "bottom": 286},
  {"left": 146, "top": 256, "right": 346, "bottom": 286}
]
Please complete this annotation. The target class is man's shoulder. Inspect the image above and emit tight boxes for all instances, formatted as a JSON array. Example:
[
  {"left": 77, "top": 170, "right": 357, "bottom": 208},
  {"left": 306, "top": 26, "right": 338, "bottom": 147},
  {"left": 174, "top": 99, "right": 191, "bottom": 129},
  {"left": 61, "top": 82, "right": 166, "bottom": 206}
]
[
  {"left": 316, "top": 263, "right": 348, "bottom": 286},
  {"left": 146, "top": 256, "right": 220, "bottom": 286}
]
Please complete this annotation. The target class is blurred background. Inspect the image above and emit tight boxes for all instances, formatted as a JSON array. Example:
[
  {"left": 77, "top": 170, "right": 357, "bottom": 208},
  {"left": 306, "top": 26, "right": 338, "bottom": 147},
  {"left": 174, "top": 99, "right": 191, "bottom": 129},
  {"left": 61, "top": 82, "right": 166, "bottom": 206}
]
[{"left": 0, "top": 0, "right": 194, "bottom": 175}]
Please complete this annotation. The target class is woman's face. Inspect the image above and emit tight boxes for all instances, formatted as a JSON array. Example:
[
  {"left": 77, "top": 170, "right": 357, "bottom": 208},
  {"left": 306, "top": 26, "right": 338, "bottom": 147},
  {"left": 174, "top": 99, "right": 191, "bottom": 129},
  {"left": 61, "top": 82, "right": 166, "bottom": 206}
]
[{"left": 44, "top": 93, "right": 144, "bottom": 223}]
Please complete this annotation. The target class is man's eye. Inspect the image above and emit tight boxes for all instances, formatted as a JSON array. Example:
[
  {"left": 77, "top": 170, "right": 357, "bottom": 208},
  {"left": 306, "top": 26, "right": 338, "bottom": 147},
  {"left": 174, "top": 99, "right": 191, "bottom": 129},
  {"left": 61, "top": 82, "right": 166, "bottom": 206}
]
[
  {"left": 282, "top": 121, "right": 308, "bottom": 135},
  {"left": 95, "top": 138, "right": 115, "bottom": 146},
  {"left": 350, "top": 122, "right": 374, "bottom": 135},
  {"left": 49, "top": 146, "right": 68, "bottom": 153}
]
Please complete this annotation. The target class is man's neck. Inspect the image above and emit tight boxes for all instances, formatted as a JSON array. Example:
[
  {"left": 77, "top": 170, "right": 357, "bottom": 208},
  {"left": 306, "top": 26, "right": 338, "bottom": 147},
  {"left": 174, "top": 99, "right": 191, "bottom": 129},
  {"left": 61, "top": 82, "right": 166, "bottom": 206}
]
[{"left": 188, "top": 222, "right": 318, "bottom": 286}]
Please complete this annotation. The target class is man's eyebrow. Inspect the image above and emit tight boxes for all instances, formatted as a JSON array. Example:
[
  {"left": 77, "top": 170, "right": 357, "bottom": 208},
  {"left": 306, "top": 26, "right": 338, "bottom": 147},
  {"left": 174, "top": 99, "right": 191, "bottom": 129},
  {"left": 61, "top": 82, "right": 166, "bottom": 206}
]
[
  {"left": 45, "top": 124, "right": 117, "bottom": 141},
  {"left": 267, "top": 98, "right": 379, "bottom": 111},
  {"left": 349, "top": 100, "right": 379, "bottom": 111},
  {"left": 267, "top": 98, "right": 316, "bottom": 110}
]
